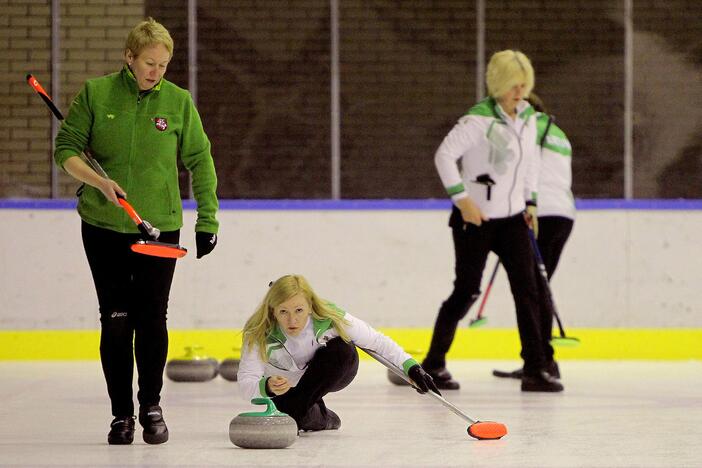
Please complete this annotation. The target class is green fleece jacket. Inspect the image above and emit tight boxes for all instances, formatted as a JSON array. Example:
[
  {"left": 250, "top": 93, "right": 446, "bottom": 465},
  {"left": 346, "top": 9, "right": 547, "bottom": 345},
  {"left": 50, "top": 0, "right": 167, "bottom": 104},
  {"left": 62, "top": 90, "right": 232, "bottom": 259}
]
[{"left": 54, "top": 66, "right": 218, "bottom": 234}]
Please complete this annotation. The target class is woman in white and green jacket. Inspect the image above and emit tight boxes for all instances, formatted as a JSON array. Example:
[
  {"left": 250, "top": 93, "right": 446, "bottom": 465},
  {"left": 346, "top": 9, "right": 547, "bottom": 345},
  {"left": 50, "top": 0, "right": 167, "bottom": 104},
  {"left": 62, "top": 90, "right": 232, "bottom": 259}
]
[
  {"left": 493, "top": 93, "right": 575, "bottom": 381},
  {"left": 237, "top": 274, "right": 439, "bottom": 432},
  {"left": 423, "top": 50, "right": 562, "bottom": 393}
]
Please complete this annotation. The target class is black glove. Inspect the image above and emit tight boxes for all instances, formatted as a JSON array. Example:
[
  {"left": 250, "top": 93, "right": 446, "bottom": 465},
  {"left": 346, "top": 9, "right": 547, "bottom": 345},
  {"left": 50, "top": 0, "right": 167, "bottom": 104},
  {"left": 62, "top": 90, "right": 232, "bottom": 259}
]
[
  {"left": 196, "top": 232, "right": 217, "bottom": 259},
  {"left": 408, "top": 364, "right": 441, "bottom": 396}
]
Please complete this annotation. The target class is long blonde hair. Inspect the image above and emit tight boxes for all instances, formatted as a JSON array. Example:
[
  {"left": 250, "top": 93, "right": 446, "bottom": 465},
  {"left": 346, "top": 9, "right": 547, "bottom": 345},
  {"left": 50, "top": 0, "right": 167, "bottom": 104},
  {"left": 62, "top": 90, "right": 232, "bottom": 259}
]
[{"left": 242, "top": 274, "right": 351, "bottom": 361}]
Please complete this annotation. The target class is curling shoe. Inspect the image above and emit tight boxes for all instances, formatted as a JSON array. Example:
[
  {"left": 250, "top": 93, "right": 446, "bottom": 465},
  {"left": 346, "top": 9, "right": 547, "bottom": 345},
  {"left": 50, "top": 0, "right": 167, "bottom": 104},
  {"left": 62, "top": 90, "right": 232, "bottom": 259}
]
[
  {"left": 426, "top": 367, "right": 460, "bottom": 390},
  {"left": 139, "top": 405, "right": 169, "bottom": 444},
  {"left": 521, "top": 371, "right": 564, "bottom": 393},
  {"left": 297, "top": 401, "right": 341, "bottom": 432},
  {"left": 495, "top": 361, "right": 560, "bottom": 380},
  {"left": 107, "top": 416, "right": 135, "bottom": 445}
]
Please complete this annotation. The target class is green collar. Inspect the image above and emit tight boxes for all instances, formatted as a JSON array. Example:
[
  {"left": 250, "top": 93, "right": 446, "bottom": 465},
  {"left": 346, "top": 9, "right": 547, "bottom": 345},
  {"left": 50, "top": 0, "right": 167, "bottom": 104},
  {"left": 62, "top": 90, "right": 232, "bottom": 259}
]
[
  {"left": 123, "top": 65, "right": 163, "bottom": 93},
  {"left": 268, "top": 315, "right": 335, "bottom": 344},
  {"left": 468, "top": 97, "right": 534, "bottom": 123}
]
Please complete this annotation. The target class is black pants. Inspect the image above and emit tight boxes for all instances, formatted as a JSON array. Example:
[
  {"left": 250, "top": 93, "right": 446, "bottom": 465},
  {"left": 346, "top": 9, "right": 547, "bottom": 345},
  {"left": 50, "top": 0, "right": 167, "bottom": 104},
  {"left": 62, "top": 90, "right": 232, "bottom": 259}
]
[
  {"left": 537, "top": 216, "right": 574, "bottom": 280},
  {"left": 82, "top": 221, "right": 179, "bottom": 417},
  {"left": 272, "top": 338, "right": 359, "bottom": 424},
  {"left": 537, "top": 216, "right": 574, "bottom": 334},
  {"left": 424, "top": 210, "right": 552, "bottom": 376}
]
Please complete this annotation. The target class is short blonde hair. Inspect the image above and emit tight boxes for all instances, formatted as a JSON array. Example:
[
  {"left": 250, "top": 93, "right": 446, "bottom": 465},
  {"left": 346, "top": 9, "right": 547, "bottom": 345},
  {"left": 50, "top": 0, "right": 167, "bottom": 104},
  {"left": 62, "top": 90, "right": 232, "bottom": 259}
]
[
  {"left": 485, "top": 50, "right": 534, "bottom": 98},
  {"left": 125, "top": 17, "right": 173, "bottom": 57}
]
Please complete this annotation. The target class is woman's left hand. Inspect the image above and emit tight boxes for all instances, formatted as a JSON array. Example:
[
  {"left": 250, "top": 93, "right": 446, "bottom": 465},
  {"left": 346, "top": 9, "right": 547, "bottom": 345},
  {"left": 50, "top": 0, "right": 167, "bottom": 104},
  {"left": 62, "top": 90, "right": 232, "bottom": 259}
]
[{"left": 266, "top": 375, "right": 291, "bottom": 396}]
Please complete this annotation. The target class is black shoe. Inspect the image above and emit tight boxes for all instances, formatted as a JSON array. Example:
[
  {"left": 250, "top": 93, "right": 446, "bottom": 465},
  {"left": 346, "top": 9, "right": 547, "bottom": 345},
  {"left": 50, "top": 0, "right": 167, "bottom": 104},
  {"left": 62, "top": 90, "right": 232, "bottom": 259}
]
[
  {"left": 139, "top": 405, "right": 169, "bottom": 444},
  {"left": 494, "top": 362, "right": 560, "bottom": 380},
  {"left": 108, "top": 416, "right": 135, "bottom": 445},
  {"left": 425, "top": 367, "right": 460, "bottom": 390},
  {"left": 547, "top": 361, "right": 560, "bottom": 379},
  {"left": 521, "top": 371, "right": 564, "bottom": 392},
  {"left": 297, "top": 401, "right": 341, "bottom": 432}
]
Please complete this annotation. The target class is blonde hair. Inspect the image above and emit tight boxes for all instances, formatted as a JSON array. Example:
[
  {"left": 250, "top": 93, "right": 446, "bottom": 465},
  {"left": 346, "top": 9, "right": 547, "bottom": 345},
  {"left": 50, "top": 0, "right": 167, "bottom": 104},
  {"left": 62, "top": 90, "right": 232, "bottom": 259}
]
[
  {"left": 242, "top": 274, "right": 351, "bottom": 361},
  {"left": 527, "top": 91, "right": 547, "bottom": 113},
  {"left": 485, "top": 50, "right": 534, "bottom": 99},
  {"left": 125, "top": 17, "right": 173, "bottom": 57}
]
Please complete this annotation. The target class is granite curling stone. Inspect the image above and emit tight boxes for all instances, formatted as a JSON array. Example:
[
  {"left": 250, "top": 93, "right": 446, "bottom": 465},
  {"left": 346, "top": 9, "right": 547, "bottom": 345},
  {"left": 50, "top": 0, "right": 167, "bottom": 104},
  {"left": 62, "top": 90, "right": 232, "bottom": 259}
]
[
  {"left": 387, "top": 349, "right": 423, "bottom": 386},
  {"left": 219, "top": 358, "right": 240, "bottom": 381},
  {"left": 218, "top": 347, "right": 241, "bottom": 381},
  {"left": 165, "top": 345, "right": 218, "bottom": 382},
  {"left": 229, "top": 397, "right": 298, "bottom": 449}
]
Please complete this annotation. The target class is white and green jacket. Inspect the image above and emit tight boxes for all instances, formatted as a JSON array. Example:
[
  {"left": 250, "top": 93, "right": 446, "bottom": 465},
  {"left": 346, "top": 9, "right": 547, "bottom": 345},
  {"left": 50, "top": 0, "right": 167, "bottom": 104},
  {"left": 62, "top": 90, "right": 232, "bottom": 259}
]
[
  {"left": 535, "top": 113, "right": 575, "bottom": 220},
  {"left": 237, "top": 307, "right": 418, "bottom": 402},
  {"left": 435, "top": 97, "right": 539, "bottom": 218}
]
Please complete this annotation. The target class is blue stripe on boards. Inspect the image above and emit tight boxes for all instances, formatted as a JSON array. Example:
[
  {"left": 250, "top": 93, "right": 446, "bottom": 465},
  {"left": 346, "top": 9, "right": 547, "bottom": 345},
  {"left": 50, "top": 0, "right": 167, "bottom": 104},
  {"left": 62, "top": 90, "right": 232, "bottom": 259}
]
[{"left": 2, "top": 198, "right": 702, "bottom": 211}]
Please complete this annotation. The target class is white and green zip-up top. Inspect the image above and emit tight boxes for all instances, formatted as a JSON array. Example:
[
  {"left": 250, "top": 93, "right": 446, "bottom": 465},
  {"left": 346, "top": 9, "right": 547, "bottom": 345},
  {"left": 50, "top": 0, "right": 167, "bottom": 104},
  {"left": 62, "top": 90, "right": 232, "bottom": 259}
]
[
  {"left": 535, "top": 113, "right": 575, "bottom": 220},
  {"left": 237, "top": 306, "right": 418, "bottom": 402},
  {"left": 435, "top": 97, "right": 539, "bottom": 218}
]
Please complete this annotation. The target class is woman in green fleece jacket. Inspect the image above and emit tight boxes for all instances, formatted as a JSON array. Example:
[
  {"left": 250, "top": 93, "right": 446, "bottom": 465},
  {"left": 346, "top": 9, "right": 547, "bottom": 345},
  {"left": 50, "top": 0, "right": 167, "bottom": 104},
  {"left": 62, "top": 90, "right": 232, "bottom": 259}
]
[{"left": 54, "top": 18, "right": 219, "bottom": 446}]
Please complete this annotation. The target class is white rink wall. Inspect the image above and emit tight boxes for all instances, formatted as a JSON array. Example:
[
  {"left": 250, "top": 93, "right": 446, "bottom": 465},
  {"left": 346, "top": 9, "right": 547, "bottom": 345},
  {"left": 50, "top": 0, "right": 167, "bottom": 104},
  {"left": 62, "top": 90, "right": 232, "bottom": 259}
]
[{"left": 1, "top": 204, "right": 701, "bottom": 329}]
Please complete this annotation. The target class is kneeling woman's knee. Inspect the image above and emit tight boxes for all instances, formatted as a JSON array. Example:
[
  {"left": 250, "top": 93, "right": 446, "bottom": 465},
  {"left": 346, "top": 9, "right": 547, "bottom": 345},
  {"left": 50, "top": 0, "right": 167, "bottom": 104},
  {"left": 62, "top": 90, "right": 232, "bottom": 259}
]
[
  {"left": 316, "top": 338, "right": 359, "bottom": 390},
  {"left": 323, "top": 337, "right": 358, "bottom": 366}
]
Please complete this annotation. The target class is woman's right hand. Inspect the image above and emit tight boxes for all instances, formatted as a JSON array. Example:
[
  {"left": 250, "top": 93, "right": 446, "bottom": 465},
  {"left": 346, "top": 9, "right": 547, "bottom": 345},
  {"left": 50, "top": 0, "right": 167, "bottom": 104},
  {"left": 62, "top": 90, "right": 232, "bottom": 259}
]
[
  {"left": 266, "top": 375, "right": 291, "bottom": 396},
  {"left": 456, "top": 197, "right": 488, "bottom": 226},
  {"left": 96, "top": 178, "right": 126, "bottom": 207}
]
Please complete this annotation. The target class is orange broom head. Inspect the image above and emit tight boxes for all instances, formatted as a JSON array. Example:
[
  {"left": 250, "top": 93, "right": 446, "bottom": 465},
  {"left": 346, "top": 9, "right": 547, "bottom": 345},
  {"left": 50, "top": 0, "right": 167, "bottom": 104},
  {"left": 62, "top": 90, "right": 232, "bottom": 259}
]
[
  {"left": 467, "top": 421, "right": 508, "bottom": 440},
  {"left": 131, "top": 240, "right": 187, "bottom": 259}
]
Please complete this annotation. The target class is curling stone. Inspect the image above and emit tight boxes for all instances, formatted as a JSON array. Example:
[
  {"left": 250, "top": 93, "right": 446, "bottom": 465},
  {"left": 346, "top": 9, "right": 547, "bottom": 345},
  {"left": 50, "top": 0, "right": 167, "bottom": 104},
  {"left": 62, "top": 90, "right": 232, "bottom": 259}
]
[
  {"left": 165, "top": 345, "right": 218, "bottom": 382},
  {"left": 218, "top": 347, "right": 241, "bottom": 381},
  {"left": 229, "top": 397, "right": 298, "bottom": 449},
  {"left": 387, "top": 349, "right": 424, "bottom": 386}
]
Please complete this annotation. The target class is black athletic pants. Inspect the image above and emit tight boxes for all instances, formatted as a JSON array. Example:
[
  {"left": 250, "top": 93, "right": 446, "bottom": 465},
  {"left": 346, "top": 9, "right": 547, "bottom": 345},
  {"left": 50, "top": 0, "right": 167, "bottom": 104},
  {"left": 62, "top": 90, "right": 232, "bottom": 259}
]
[
  {"left": 536, "top": 215, "right": 574, "bottom": 333},
  {"left": 81, "top": 221, "right": 179, "bottom": 417},
  {"left": 272, "top": 337, "right": 359, "bottom": 425},
  {"left": 424, "top": 209, "right": 552, "bottom": 376},
  {"left": 537, "top": 216, "right": 574, "bottom": 280}
]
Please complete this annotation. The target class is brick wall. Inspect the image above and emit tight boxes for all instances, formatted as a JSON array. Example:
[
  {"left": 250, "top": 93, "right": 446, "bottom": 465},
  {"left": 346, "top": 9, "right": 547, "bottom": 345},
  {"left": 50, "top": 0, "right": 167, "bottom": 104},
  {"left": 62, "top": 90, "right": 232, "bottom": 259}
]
[
  {"left": 3, "top": 1, "right": 702, "bottom": 199},
  {"left": 0, "top": 0, "right": 144, "bottom": 198},
  {"left": 339, "top": 1, "right": 477, "bottom": 198},
  {"left": 147, "top": 0, "right": 332, "bottom": 199},
  {"left": 1, "top": 0, "right": 51, "bottom": 197}
]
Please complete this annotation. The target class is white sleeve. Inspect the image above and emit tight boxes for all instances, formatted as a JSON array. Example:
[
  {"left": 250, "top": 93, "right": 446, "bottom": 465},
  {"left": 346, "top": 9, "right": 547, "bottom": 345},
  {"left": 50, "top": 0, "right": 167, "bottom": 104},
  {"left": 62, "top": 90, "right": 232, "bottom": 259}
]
[
  {"left": 344, "top": 312, "right": 417, "bottom": 374},
  {"left": 434, "top": 116, "right": 478, "bottom": 202},
  {"left": 236, "top": 343, "right": 268, "bottom": 402}
]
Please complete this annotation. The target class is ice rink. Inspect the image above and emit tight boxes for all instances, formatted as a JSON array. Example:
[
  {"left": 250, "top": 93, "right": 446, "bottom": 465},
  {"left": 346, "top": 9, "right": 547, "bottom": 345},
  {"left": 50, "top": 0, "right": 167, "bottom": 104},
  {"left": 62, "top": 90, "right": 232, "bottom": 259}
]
[{"left": 1, "top": 359, "right": 700, "bottom": 467}]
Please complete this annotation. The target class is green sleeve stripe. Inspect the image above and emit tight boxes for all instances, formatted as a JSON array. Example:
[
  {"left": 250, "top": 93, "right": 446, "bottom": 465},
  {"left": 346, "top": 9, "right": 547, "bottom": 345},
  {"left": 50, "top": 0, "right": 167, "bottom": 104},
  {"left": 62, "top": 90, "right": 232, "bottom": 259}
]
[
  {"left": 446, "top": 183, "right": 465, "bottom": 197},
  {"left": 402, "top": 358, "right": 419, "bottom": 375},
  {"left": 543, "top": 140, "right": 572, "bottom": 157}
]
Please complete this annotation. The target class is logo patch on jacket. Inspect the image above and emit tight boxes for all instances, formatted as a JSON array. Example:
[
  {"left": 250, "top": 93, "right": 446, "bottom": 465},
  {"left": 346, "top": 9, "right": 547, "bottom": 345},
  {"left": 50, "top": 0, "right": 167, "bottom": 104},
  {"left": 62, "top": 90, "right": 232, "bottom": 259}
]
[{"left": 154, "top": 117, "right": 168, "bottom": 131}]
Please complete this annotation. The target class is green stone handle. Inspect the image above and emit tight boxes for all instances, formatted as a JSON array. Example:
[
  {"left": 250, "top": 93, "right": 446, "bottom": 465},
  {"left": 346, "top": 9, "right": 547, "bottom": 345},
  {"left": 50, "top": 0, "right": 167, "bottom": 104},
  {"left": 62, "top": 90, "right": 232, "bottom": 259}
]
[{"left": 239, "top": 397, "right": 288, "bottom": 417}]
